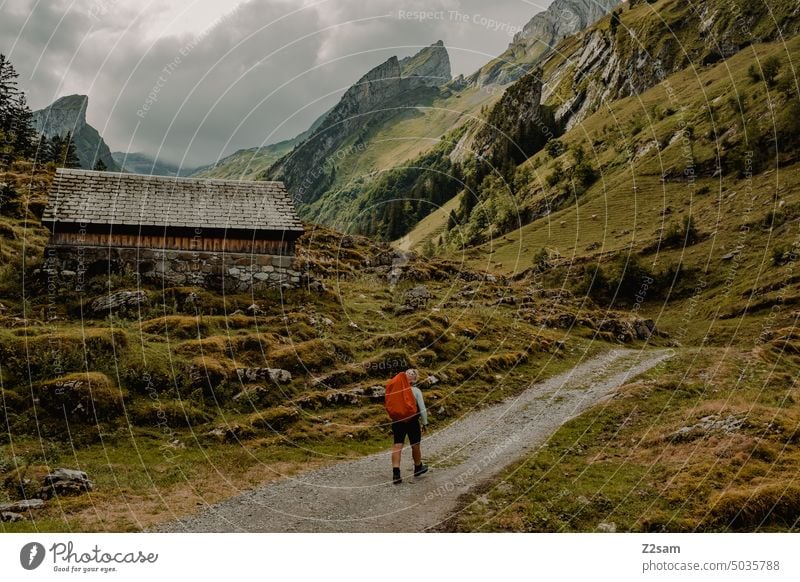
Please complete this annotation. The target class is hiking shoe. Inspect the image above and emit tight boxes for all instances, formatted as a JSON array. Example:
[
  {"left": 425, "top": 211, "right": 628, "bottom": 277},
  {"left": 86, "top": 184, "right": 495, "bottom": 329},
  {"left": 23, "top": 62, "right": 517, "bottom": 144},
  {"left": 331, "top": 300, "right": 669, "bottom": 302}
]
[
  {"left": 413, "top": 463, "right": 429, "bottom": 477},
  {"left": 393, "top": 468, "right": 402, "bottom": 485}
]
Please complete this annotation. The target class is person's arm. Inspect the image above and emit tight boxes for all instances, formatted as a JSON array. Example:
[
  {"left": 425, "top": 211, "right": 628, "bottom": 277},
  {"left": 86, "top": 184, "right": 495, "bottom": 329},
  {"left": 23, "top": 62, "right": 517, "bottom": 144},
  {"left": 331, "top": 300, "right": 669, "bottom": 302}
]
[{"left": 412, "top": 386, "right": 428, "bottom": 427}]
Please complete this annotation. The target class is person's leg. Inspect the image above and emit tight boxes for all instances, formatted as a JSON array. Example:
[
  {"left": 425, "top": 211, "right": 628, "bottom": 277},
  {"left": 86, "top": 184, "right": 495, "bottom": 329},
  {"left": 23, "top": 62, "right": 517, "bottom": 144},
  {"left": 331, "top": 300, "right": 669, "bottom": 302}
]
[
  {"left": 392, "top": 443, "right": 403, "bottom": 468},
  {"left": 390, "top": 421, "right": 407, "bottom": 483},
  {"left": 411, "top": 443, "right": 422, "bottom": 465},
  {"left": 408, "top": 417, "right": 427, "bottom": 475}
]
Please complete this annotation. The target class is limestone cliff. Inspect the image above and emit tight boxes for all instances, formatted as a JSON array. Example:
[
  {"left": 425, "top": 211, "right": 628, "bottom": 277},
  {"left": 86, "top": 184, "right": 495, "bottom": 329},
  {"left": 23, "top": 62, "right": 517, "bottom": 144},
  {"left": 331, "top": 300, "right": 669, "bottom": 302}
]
[
  {"left": 32, "top": 95, "right": 119, "bottom": 171},
  {"left": 541, "top": 0, "right": 800, "bottom": 131},
  {"left": 265, "top": 41, "right": 452, "bottom": 204},
  {"left": 470, "top": 0, "right": 620, "bottom": 87}
]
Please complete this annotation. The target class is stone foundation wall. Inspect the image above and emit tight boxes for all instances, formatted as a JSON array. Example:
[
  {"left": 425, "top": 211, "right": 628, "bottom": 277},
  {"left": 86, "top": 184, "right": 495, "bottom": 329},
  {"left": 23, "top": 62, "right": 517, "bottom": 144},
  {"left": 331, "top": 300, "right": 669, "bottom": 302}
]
[{"left": 42, "top": 245, "right": 303, "bottom": 292}]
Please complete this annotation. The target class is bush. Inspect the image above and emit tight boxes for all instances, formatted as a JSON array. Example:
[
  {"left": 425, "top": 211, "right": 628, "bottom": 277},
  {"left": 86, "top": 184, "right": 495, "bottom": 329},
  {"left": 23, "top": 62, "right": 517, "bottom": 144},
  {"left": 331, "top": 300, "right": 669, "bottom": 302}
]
[
  {"left": 663, "top": 215, "right": 699, "bottom": 248},
  {"left": 546, "top": 161, "right": 563, "bottom": 187},
  {"left": 747, "top": 63, "right": 761, "bottom": 84},
  {"left": 761, "top": 56, "right": 782, "bottom": 86},
  {"left": 545, "top": 139, "right": 566, "bottom": 158}
]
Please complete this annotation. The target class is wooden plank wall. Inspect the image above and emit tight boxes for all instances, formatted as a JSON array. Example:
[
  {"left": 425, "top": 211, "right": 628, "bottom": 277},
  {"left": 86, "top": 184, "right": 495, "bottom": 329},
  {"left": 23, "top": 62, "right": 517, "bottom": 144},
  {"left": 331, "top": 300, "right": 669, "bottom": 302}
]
[{"left": 50, "top": 232, "right": 294, "bottom": 255}]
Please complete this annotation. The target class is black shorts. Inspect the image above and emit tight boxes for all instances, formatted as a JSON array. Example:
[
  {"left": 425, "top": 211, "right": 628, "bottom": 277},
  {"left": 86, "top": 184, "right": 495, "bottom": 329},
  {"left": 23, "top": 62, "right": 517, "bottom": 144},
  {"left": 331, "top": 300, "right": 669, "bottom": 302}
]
[{"left": 391, "top": 416, "right": 421, "bottom": 445}]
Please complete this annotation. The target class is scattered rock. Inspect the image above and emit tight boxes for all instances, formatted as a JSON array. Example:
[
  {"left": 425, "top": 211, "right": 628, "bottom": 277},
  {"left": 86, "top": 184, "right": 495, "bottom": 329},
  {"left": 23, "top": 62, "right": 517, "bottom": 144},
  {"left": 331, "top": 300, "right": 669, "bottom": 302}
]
[
  {"left": 1, "top": 511, "right": 24, "bottom": 522},
  {"left": 236, "top": 368, "right": 292, "bottom": 384},
  {"left": 39, "top": 469, "right": 93, "bottom": 499},
  {"left": 205, "top": 423, "right": 254, "bottom": 442},
  {"left": 597, "top": 521, "right": 617, "bottom": 533},
  {"left": 0, "top": 498, "right": 45, "bottom": 512},
  {"left": 403, "top": 285, "right": 432, "bottom": 310},
  {"left": 90, "top": 290, "right": 148, "bottom": 316},
  {"left": 246, "top": 303, "right": 264, "bottom": 316},
  {"left": 307, "top": 279, "right": 327, "bottom": 293},
  {"left": 494, "top": 295, "right": 516, "bottom": 305},
  {"left": 633, "top": 319, "right": 655, "bottom": 340},
  {"left": 671, "top": 415, "right": 743, "bottom": 442},
  {"left": 424, "top": 375, "right": 439, "bottom": 386}
]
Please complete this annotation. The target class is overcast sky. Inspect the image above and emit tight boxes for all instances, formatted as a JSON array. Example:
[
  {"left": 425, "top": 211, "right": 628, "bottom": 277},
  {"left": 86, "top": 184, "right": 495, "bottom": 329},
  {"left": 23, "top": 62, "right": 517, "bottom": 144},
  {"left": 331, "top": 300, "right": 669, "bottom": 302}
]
[{"left": 2, "top": 0, "right": 552, "bottom": 167}]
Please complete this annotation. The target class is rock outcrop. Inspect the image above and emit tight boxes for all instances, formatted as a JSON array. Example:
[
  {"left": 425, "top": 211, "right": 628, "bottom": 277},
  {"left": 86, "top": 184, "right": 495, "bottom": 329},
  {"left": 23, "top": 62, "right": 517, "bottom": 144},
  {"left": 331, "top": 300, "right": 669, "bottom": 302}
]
[
  {"left": 541, "top": 1, "right": 800, "bottom": 130},
  {"left": 39, "top": 468, "right": 93, "bottom": 499},
  {"left": 32, "top": 95, "right": 120, "bottom": 171},
  {"left": 470, "top": 0, "right": 620, "bottom": 86},
  {"left": 399, "top": 40, "right": 451, "bottom": 87},
  {"left": 90, "top": 290, "right": 149, "bottom": 316},
  {"left": 265, "top": 42, "right": 452, "bottom": 204},
  {"left": 471, "top": 72, "right": 550, "bottom": 166}
]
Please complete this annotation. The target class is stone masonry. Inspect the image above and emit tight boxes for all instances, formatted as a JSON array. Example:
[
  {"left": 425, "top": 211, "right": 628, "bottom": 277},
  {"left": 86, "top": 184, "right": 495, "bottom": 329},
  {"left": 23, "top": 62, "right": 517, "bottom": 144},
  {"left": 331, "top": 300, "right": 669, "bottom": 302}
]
[{"left": 42, "top": 245, "right": 302, "bottom": 292}]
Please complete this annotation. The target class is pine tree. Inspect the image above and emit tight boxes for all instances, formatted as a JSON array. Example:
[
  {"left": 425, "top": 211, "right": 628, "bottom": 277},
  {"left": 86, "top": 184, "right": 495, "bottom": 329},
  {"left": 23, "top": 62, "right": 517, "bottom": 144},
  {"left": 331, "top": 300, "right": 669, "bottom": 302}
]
[
  {"left": 0, "top": 53, "right": 37, "bottom": 166},
  {"left": 49, "top": 132, "right": 82, "bottom": 168},
  {"left": 61, "top": 131, "right": 82, "bottom": 168},
  {"left": 12, "top": 94, "right": 36, "bottom": 158},
  {"left": 0, "top": 54, "right": 18, "bottom": 133},
  {"left": 93, "top": 158, "right": 107, "bottom": 171},
  {"left": 47, "top": 134, "right": 63, "bottom": 164},
  {"left": 34, "top": 134, "right": 51, "bottom": 165}
]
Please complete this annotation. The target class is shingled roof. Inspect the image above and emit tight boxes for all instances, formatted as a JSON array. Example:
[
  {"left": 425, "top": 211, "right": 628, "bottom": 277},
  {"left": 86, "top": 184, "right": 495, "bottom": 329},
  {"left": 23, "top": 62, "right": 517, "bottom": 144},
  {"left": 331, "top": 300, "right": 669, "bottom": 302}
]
[{"left": 42, "top": 168, "right": 303, "bottom": 235}]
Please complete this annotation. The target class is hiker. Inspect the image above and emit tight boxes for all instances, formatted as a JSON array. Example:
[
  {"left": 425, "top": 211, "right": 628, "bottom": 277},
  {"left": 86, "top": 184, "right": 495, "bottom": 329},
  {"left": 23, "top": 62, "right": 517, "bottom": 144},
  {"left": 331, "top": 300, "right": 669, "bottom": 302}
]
[{"left": 384, "top": 368, "right": 428, "bottom": 484}]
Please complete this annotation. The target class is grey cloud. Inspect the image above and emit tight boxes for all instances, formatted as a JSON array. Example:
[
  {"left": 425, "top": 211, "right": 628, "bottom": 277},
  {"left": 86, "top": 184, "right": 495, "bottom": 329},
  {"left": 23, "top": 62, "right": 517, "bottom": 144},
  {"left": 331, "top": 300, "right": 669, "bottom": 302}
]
[{"left": 4, "top": 0, "right": 547, "bottom": 167}]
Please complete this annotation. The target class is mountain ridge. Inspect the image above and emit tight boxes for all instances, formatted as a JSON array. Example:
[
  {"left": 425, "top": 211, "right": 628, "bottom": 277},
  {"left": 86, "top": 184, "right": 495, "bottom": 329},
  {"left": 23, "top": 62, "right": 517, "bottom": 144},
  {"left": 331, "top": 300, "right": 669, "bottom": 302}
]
[{"left": 32, "top": 94, "right": 120, "bottom": 171}]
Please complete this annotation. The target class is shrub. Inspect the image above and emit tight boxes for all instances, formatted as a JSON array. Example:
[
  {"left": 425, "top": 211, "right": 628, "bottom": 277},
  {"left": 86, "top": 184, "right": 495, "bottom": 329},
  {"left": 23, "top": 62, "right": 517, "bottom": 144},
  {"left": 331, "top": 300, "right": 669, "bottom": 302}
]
[
  {"left": 663, "top": 215, "right": 699, "bottom": 248},
  {"left": 761, "top": 56, "right": 782, "bottom": 86},
  {"left": 546, "top": 161, "right": 563, "bottom": 187},
  {"left": 747, "top": 63, "right": 761, "bottom": 83},
  {"left": 545, "top": 139, "right": 566, "bottom": 158}
]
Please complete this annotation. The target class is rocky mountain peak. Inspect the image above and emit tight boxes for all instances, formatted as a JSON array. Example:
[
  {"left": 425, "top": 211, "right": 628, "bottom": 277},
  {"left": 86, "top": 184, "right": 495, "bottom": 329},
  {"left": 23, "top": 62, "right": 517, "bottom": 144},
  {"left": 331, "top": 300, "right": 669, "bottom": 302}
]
[
  {"left": 266, "top": 41, "right": 451, "bottom": 203},
  {"left": 32, "top": 94, "right": 88, "bottom": 137},
  {"left": 470, "top": 0, "right": 620, "bottom": 86},
  {"left": 31, "top": 94, "right": 119, "bottom": 171},
  {"left": 400, "top": 40, "right": 452, "bottom": 87}
]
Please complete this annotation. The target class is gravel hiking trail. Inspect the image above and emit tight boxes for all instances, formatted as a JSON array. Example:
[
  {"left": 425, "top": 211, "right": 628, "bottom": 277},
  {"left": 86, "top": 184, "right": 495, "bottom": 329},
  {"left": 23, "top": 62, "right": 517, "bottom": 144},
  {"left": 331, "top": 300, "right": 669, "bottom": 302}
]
[{"left": 156, "top": 348, "right": 672, "bottom": 532}]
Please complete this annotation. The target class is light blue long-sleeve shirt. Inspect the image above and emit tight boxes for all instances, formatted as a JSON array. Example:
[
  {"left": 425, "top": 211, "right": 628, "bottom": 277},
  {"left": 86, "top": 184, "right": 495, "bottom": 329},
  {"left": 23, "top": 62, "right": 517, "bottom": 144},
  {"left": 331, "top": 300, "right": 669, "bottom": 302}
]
[{"left": 412, "top": 386, "right": 427, "bottom": 426}]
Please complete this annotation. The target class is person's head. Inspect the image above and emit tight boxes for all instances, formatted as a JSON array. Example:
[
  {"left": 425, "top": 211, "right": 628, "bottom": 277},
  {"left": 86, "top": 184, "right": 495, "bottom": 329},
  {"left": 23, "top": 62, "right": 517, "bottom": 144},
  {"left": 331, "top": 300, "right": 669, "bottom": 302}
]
[{"left": 404, "top": 368, "right": 419, "bottom": 384}]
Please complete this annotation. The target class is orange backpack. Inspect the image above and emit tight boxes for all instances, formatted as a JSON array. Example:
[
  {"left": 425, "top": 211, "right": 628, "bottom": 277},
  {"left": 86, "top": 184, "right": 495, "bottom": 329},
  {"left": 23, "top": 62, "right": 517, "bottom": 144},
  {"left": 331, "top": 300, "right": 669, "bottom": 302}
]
[{"left": 384, "top": 372, "right": 418, "bottom": 422}]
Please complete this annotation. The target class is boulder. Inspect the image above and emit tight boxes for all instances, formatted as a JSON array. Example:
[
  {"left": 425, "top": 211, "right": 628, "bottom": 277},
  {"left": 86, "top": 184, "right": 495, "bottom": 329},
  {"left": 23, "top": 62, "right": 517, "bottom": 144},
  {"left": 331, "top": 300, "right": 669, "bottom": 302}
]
[
  {"left": 403, "top": 285, "right": 432, "bottom": 310},
  {"left": 1, "top": 512, "right": 24, "bottom": 522},
  {"left": 246, "top": 303, "right": 264, "bottom": 316},
  {"left": 0, "top": 499, "right": 45, "bottom": 512},
  {"left": 236, "top": 368, "right": 292, "bottom": 384},
  {"left": 633, "top": 319, "right": 656, "bottom": 340},
  {"left": 90, "top": 290, "right": 148, "bottom": 316},
  {"left": 350, "top": 385, "right": 386, "bottom": 402},
  {"left": 39, "top": 469, "right": 92, "bottom": 499},
  {"left": 205, "top": 423, "right": 254, "bottom": 442}
]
